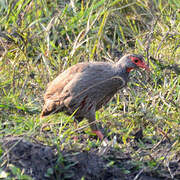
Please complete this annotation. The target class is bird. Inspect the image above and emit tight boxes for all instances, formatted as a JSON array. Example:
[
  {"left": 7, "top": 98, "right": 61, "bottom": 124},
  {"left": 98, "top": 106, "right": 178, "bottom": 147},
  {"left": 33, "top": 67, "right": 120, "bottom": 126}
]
[{"left": 41, "top": 54, "right": 150, "bottom": 140}]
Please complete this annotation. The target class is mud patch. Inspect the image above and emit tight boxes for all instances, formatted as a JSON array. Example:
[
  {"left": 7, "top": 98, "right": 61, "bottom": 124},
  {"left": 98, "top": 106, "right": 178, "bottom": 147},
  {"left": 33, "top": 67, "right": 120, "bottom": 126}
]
[
  {"left": 1, "top": 137, "right": 56, "bottom": 179},
  {"left": 0, "top": 137, "right": 176, "bottom": 180}
]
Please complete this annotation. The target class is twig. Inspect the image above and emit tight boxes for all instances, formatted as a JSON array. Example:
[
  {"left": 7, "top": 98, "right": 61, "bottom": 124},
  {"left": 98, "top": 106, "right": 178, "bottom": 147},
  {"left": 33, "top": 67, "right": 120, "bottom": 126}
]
[
  {"left": 145, "top": 18, "right": 158, "bottom": 64},
  {"left": 167, "top": 161, "right": 175, "bottom": 179},
  {"left": 152, "top": 135, "right": 166, "bottom": 151},
  {"left": 155, "top": 10, "right": 177, "bottom": 58},
  {"left": 153, "top": 141, "right": 175, "bottom": 171},
  {"left": 133, "top": 168, "right": 144, "bottom": 180}
]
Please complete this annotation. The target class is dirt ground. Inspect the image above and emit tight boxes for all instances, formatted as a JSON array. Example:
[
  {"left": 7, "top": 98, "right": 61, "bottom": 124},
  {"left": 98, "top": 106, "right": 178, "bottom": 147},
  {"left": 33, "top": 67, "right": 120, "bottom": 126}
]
[{"left": 1, "top": 137, "right": 179, "bottom": 180}]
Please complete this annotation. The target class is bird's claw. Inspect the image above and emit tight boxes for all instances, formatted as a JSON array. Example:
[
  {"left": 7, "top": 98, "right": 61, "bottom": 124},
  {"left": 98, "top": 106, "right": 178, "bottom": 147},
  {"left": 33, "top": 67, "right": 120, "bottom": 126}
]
[
  {"left": 98, "top": 138, "right": 110, "bottom": 155},
  {"left": 98, "top": 136, "right": 118, "bottom": 155}
]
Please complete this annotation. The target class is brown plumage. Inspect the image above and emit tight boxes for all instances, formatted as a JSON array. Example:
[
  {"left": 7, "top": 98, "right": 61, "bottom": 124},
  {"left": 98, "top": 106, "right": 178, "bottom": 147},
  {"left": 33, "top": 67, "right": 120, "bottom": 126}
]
[{"left": 41, "top": 54, "right": 150, "bottom": 140}]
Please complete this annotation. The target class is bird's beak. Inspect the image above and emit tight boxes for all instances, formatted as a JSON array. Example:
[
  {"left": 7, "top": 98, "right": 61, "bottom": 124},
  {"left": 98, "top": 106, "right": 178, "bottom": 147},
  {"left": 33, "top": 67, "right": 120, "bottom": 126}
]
[{"left": 138, "top": 61, "right": 150, "bottom": 71}]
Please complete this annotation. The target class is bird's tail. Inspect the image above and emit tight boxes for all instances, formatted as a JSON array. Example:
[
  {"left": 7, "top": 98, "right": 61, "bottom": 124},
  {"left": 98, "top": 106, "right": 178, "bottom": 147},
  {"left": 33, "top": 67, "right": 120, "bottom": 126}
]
[{"left": 40, "top": 100, "right": 64, "bottom": 118}]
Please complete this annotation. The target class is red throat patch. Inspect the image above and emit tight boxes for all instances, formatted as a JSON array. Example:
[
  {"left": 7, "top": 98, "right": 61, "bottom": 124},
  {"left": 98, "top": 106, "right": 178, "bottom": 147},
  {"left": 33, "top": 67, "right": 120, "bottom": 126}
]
[{"left": 126, "top": 67, "right": 134, "bottom": 72}]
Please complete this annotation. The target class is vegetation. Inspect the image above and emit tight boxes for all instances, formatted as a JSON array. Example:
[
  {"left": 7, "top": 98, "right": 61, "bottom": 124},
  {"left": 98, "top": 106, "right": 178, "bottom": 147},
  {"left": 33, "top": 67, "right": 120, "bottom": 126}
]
[{"left": 0, "top": 0, "right": 179, "bottom": 179}]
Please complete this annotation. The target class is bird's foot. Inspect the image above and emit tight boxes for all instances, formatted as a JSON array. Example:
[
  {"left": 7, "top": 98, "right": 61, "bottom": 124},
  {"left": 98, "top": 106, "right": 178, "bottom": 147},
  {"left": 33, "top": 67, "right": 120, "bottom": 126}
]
[
  {"left": 98, "top": 137, "right": 110, "bottom": 155},
  {"left": 102, "top": 137, "right": 109, "bottom": 146},
  {"left": 92, "top": 130, "right": 104, "bottom": 140},
  {"left": 73, "top": 136, "right": 78, "bottom": 142},
  {"left": 98, "top": 136, "right": 119, "bottom": 155}
]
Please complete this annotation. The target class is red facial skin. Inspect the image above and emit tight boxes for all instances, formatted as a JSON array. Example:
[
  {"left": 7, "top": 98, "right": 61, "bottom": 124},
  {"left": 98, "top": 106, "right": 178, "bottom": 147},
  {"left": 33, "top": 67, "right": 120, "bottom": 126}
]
[{"left": 127, "top": 56, "right": 150, "bottom": 72}]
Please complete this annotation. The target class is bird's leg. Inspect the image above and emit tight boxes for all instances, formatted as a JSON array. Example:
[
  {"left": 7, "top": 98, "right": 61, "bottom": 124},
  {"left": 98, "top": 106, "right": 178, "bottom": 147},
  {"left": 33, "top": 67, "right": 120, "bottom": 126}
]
[
  {"left": 91, "top": 121, "right": 109, "bottom": 147},
  {"left": 92, "top": 130, "right": 104, "bottom": 140},
  {"left": 87, "top": 108, "right": 110, "bottom": 154},
  {"left": 89, "top": 119, "right": 104, "bottom": 140},
  {"left": 73, "top": 121, "right": 78, "bottom": 142},
  {"left": 85, "top": 106, "right": 105, "bottom": 141}
]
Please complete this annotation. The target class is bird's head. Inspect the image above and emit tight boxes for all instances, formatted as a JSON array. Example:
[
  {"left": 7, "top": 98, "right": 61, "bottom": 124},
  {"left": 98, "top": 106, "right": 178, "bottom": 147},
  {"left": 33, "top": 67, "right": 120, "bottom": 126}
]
[{"left": 118, "top": 54, "right": 150, "bottom": 73}]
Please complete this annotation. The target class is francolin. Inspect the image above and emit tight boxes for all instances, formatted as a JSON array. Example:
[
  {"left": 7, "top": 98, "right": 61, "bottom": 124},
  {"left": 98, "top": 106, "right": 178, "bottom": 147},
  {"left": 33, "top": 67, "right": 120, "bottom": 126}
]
[{"left": 41, "top": 54, "right": 150, "bottom": 140}]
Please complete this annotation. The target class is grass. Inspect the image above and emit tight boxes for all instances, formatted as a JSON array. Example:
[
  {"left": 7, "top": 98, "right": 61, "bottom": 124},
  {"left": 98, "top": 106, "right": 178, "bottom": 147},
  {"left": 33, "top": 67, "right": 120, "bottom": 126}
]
[{"left": 0, "top": 0, "right": 180, "bottom": 179}]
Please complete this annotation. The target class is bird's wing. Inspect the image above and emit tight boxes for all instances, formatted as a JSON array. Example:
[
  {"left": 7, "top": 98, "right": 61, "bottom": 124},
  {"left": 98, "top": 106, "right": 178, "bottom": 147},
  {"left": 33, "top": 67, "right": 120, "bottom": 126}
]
[
  {"left": 68, "top": 63, "right": 126, "bottom": 98},
  {"left": 61, "top": 63, "right": 126, "bottom": 109},
  {"left": 44, "top": 63, "right": 89, "bottom": 100},
  {"left": 41, "top": 63, "right": 89, "bottom": 117}
]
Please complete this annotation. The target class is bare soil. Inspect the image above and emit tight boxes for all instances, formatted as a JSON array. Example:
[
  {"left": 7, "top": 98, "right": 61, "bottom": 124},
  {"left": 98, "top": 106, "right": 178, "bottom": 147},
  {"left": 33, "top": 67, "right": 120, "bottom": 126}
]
[{"left": 1, "top": 137, "right": 179, "bottom": 180}]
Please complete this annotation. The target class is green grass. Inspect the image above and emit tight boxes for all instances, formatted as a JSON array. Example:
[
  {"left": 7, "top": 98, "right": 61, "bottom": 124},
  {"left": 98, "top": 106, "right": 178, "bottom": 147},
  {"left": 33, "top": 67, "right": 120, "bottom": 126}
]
[{"left": 0, "top": 0, "right": 180, "bottom": 179}]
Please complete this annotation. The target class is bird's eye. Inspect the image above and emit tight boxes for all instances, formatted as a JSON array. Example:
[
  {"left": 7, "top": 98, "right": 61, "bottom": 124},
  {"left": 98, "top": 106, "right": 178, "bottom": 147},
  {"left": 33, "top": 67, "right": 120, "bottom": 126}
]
[
  {"left": 130, "top": 56, "right": 141, "bottom": 64},
  {"left": 134, "top": 59, "right": 139, "bottom": 63}
]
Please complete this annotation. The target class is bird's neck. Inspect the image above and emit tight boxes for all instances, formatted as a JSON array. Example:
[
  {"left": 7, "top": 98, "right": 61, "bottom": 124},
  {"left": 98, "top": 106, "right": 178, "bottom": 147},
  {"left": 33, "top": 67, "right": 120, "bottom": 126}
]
[{"left": 114, "top": 63, "right": 130, "bottom": 75}]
